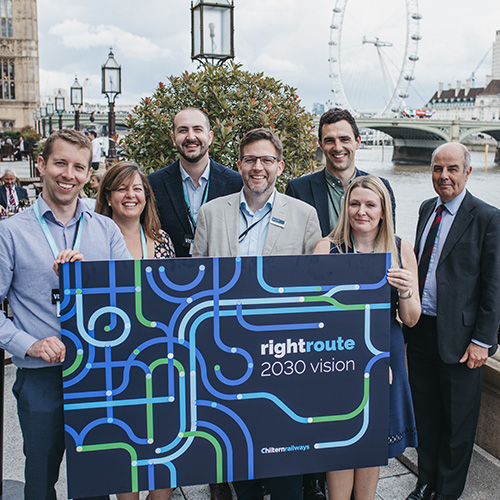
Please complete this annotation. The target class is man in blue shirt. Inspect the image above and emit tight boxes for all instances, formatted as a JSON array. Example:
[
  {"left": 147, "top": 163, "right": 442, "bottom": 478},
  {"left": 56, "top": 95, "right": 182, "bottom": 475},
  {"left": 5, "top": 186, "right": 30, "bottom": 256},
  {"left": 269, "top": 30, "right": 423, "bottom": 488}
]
[
  {"left": 193, "top": 128, "right": 321, "bottom": 500},
  {"left": 149, "top": 108, "right": 242, "bottom": 260},
  {"left": 0, "top": 129, "right": 129, "bottom": 500}
]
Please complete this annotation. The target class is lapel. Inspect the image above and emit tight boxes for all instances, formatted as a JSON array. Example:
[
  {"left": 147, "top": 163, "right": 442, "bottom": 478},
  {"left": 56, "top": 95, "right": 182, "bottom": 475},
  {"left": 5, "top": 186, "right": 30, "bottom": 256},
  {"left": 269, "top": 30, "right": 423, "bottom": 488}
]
[
  {"left": 414, "top": 198, "right": 437, "bottom": 252},
  {"left": 263, "top": 193, "right": 288, "bottom": 255},
  {"left": 439, "top": 192, "right": 475, "bottom": 265},
  {"left": 0, "top": 186, "right": 6, "bottom": 206},
  {"left": 311, "top": 170, "right": 330, "bottom": 236},
  {"left": 207, "top": 160, "right": 228, "bottom": 201},
  {"left": 224, "top": 193, "right": 240, "bottom": 256},
  {"left": 162, "top": 161, "right": 192, "bottom": 235}
]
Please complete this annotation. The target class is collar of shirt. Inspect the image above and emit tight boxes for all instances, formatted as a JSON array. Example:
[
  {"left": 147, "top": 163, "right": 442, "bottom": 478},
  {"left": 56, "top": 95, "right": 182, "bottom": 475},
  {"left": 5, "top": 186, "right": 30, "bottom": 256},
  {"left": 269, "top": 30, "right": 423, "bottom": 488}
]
[
  {"left": 238, "top": 189, "right": 275, "bottom": 256},
  {"left": 438, "top": 187, "right": 467, "bottom": 216},
  {"left": 179, "top": 160, "right": 210, "bottom": 188},
  {"left": 38, "top": 195, "right": 93, "bottom": 225},
  {"left": 324, "top": 168, "right": 357, "bottom": 232}
]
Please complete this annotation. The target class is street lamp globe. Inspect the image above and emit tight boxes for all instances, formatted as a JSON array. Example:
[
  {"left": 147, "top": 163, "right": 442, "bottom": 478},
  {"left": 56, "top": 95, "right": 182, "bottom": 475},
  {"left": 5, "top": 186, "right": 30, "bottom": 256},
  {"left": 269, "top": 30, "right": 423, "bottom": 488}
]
[
  {"left": 191, "top": 0, "right": 234, "bottom": 66},
  {"left": 102, "top": 48, "right": 121, "bottom": 104}
]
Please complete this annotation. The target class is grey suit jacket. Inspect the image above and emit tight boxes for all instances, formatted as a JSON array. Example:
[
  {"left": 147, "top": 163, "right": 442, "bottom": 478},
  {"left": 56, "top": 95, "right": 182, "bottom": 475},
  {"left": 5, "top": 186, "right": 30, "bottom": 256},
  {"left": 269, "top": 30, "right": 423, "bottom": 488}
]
[
  {"left": 408, "top": 190, "right": 500, "bottom": 362},
  {"left": 192, "top": 191, "right": 322, "bottom": 257}
]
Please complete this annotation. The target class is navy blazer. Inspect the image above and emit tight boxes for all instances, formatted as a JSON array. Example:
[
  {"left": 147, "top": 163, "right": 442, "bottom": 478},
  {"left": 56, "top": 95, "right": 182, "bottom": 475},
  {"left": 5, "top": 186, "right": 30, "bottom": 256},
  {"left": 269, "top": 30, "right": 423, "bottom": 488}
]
[
  {"left": 0, "top": 184, "right": 29, "bottom": 209},
  {"left": 148, "top": 159, "right": 243, "bottom": 257},
  {"left": 408, "top": 191, "right": 500, "bottom": 362},
  {"left": 285, "top": 168, "right": 396, "bottom": 237}
]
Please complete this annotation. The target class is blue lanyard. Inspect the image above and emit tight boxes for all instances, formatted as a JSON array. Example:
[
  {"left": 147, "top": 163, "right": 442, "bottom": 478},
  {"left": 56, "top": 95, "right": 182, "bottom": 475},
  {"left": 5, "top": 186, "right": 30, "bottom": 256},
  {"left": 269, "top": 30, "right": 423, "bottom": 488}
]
[
  {"left": 182, "top": 179, "right": 210, "bottom": 231},
  {"left": 127, "top": 225, "right": 148, "bottom": 259},
  {"left": 33, "top": 200, "right": 83, "bottom": 260}
]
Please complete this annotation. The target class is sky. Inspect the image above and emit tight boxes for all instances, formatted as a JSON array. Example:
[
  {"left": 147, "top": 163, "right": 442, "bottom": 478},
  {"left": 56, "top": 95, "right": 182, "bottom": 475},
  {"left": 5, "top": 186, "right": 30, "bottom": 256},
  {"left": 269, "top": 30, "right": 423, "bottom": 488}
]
[{"left": 37, "top": 0, "right": 500, "bottom": 114}]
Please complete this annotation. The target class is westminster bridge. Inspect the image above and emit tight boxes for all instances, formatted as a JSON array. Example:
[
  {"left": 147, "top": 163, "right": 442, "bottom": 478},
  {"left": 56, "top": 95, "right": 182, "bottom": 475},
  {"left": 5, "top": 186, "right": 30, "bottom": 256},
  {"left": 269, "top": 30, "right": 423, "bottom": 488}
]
[{"left": 356, "top": 117, "right": 500, "bottom": 164}]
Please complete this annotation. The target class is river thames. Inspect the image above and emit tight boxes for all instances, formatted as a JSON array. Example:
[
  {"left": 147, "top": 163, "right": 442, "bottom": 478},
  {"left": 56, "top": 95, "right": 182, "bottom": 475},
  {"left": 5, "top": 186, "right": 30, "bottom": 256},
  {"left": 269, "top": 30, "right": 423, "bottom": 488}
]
[{"left": 353, "top": 146, "right": 500, "bottom": 243}]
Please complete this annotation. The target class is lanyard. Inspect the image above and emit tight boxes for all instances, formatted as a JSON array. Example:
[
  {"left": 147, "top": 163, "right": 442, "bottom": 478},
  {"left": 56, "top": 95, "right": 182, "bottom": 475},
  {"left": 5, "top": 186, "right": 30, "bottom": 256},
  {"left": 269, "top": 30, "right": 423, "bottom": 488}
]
[
  {"left": 127, "top": 225, "right": 149, "bottom": 259},
  {"left": 238, "top": 206, "right": 273, "bottom": 242},
  {"left": 33, "top": 200, "right": 83, "bottom": 259},
  {"left": 182, "top": 179, "right": 210, "bottom": 231}
]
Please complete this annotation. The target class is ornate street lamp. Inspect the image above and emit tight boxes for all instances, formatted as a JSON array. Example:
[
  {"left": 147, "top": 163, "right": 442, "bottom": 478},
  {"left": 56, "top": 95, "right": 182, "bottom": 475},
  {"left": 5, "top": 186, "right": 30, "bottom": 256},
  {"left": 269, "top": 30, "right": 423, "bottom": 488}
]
[
  {"left": 55, "top": 89, "right": 65, "bottom": 130},
  {"left": 46, "top": 99, "right": 54, "bottom": 135},
  {"left": 191, "top": 0, "right": 234, "bottom": 66},
  {"left": 40, "top": 106, "right": 47, "bottom": 138},
  {"left": 101, "top": 48, "right": 121, "bottom": 160},
  {"left": 70, "top": 77, "right": 83, "bottom": 131}
]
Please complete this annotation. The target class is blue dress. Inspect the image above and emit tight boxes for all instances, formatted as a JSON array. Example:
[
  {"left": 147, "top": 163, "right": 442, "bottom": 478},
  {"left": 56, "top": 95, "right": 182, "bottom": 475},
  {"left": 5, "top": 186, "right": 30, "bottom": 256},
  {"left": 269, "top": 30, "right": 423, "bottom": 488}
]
[{"left": 330, "top": 238, "right": 417, "bottom": 458}]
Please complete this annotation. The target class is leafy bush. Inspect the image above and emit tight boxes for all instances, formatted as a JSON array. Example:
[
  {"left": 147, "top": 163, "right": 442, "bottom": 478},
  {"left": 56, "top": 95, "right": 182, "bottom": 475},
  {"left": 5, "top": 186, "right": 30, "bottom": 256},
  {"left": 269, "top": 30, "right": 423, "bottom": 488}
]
[{"left": 121, "top": 62, "right": 316, "bottom": 191}]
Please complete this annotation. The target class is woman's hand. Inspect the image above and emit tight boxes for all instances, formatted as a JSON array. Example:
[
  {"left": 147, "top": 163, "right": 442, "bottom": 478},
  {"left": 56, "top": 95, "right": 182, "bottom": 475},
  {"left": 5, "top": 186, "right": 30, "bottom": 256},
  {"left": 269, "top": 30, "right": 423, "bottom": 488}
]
[{"left": 387, "top": 268, "right": 414, "bottom": 298}]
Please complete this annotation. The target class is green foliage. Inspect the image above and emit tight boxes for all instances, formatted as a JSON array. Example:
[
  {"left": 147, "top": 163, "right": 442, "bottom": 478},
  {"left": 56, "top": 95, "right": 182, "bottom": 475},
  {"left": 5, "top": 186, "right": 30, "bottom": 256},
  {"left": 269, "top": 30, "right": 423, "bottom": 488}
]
[
  {"left": 121, "top": 62, "right": 317, "bottom": 192},
  {"left": 20, "top": 126, "right": 41, "bottom": 144}
]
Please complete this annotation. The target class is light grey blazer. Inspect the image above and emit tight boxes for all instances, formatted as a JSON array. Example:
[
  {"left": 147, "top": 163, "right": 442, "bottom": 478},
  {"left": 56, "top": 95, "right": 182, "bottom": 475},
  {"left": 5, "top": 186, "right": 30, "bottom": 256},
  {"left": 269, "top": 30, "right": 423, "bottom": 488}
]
[{"left": 192, "top": 191, "right": 322, "bottom": 257}]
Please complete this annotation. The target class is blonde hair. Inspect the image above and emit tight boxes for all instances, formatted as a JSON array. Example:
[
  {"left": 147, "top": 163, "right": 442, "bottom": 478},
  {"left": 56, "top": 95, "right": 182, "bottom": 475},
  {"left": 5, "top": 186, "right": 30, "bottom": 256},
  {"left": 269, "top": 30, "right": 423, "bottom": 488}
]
[{"left": 328, "top": 175, "right": 400, "bottom": 268}]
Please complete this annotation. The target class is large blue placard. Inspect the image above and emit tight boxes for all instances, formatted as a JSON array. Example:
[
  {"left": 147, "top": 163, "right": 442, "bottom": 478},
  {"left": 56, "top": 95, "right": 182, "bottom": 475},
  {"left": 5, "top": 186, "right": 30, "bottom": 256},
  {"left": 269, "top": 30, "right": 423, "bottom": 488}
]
[{"left": 60, "top": 253, "right": 391, "bottom": 498}]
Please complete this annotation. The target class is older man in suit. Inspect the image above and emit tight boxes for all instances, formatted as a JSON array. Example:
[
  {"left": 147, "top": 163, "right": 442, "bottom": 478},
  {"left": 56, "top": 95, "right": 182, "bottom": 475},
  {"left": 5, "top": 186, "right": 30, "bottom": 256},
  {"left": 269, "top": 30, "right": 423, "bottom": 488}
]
[
  {"left": 405, "top": 143, "right": 500, "bottom": 500},
  {"left": 148, "top": 108, "right": 242, "bottom": 258},
  {"left": 193, "top": 128, "right": 321, "bottom": 500},
  {"left": 0, "top": 169, "right": 29, "bottom": 211}
]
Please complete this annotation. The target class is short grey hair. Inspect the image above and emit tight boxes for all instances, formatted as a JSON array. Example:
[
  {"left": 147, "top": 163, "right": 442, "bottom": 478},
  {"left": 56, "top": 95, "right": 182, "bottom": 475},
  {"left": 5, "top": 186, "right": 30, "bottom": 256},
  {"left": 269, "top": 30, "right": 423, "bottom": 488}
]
[
  {"left": 2, "top": 169, "right": 17, "bottom": 179},
  {"left": 431, "top": 142, "right": 471, "bottom": 172}
]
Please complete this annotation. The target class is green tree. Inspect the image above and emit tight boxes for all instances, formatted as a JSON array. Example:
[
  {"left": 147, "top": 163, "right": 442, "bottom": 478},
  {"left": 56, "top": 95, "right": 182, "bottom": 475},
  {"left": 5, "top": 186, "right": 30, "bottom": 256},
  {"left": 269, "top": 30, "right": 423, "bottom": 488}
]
[{"left": 121, "top": 62, "right": 316, "bottom": 192}]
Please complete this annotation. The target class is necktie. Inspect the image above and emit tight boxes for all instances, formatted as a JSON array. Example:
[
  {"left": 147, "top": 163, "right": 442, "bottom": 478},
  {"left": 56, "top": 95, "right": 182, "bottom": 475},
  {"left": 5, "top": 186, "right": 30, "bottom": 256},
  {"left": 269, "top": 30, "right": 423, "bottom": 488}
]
[
  {"left": 8, "top": 187, "right": 16, "bottom": 208},
  {"left": 418, "top": 204, "right": 444, "bottom": 296}
]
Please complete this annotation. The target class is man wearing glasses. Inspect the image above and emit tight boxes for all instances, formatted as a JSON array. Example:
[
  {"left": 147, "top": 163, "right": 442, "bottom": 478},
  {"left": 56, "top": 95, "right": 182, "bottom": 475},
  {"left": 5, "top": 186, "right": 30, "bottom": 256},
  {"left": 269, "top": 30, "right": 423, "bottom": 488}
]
[{"left": 193, "top": 128, "right": 321, "bottom": 500}]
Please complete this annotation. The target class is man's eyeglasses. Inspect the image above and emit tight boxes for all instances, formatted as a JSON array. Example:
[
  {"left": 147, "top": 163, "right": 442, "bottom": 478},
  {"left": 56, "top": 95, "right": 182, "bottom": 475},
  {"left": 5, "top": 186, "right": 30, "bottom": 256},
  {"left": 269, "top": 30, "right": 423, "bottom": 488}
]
[{"left": 240, "top": 155, "right": 281, "bottom": 167}]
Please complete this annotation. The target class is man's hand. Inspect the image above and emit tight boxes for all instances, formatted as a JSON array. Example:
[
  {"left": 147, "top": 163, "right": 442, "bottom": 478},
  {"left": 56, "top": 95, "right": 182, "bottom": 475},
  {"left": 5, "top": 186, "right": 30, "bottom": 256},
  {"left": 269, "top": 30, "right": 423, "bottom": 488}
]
[
  {"left": 26, "top": 336, "right": 66, "bottom": 364},
  {"left": 459, "top": 342, "right": 488, "bottom": 369},
  {"left": 53, "top": 248, "right": 84, "bottom": 276}
]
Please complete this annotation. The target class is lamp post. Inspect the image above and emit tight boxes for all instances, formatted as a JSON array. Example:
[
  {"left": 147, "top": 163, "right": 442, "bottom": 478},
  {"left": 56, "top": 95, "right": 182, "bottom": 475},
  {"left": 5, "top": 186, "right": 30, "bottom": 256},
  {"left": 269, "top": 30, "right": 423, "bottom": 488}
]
[
  {"left": 55, "top": 89, "right": 65, "bottom": 130},
  {"left": 70, "top": 77, "right": 83, "bottom": 131},
  {"left": 46, "top": 99, "right": 54, "bottom": 135},
  {"left": 40, "top": 106, "right": 47, "bottom": 138},
  {"left": 101, "top": 48, "right": 121, "bottom": 160},
  {"left": 191, "top": 0, "right": 234, "bottom": 66}
]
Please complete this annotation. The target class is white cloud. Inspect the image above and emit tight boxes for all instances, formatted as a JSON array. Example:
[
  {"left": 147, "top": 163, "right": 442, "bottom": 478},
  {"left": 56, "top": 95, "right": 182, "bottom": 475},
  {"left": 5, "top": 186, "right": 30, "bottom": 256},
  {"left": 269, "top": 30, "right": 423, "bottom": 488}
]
[{"left": 49, "top": 20, "right": 172, "bottom": 61}]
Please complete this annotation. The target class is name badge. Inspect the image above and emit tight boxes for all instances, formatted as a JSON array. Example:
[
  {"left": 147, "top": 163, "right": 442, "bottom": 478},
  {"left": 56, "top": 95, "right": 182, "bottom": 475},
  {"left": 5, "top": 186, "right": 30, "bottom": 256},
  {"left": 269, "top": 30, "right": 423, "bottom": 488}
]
[{"left": 270, "top": 217, "right": 285, "bottom": 228}]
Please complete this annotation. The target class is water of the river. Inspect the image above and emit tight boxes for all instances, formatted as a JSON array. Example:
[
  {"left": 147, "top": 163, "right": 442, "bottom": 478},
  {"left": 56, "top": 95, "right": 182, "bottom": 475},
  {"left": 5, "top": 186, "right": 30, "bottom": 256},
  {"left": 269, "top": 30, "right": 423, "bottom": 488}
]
[{"left": 354, "top": 146, "right": 500, "bottom": 244}]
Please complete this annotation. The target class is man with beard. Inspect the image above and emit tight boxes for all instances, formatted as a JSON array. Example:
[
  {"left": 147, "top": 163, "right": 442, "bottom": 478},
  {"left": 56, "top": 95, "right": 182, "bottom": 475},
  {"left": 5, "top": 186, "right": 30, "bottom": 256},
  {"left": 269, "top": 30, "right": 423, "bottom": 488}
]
[
  {"left": 286, "top": 108, "right": 396, "bottom": 238},
  {"left": 193, "top": 128, "right": 321, "bottom": 500},
  {"left": 149, "top": 108, "right": 243, "bottom": 258}
]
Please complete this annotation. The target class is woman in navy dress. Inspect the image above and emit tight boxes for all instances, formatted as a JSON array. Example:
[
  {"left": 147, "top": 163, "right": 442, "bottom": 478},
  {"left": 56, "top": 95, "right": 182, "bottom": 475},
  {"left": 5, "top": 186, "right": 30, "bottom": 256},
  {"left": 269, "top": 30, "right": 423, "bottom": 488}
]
[{"left": 314, "top": 175, "right": 420, "bottom": 500}]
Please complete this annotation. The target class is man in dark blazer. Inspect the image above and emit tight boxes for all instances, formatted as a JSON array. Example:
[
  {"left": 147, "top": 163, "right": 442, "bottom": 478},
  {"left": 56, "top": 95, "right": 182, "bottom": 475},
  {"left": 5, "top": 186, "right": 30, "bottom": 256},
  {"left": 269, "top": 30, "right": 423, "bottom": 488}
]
[
  {"left": 0, "top": 169, "right": 29, "bottom": 211},
  {"left": 148, "top": 108, "right": 242, "bottom": 258},
  {"left": 405, "top": 143, "right": 500, "bottom": 500},
  {"left": 286, "top": 108, "right": 395, "bottom": 238}
]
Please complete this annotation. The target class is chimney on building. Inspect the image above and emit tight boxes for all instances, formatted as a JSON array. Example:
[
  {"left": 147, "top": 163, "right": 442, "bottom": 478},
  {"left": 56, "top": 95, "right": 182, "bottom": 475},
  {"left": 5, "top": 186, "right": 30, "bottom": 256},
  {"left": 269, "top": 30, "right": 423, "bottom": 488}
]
[
  {"left": 455, "top": 81, "right": 461, "bottom": 97},
  {"left": 465, "top": 79, "right": 471, "bottom": 96},
  {"left": 448, "top": 83, "right": 452, "bottom": 90},
  {"left": 438, "top": 82, "right": 443, "bottom": 98}
]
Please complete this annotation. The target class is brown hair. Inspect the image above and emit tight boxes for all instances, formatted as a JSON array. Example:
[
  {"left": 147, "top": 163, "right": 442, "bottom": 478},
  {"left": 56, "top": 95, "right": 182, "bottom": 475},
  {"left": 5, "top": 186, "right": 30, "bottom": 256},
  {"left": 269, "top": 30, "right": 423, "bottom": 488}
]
[
  {"left": 42, "top": 129, "right": 92, "bottom": 169},
  {"left": 329, "top": 175, "right": 400, "bottom": 268},
  {"left": 95, "top": 161, "right": 163, "bottom": 242},
  {"left": 239, "top": 128, "right": 283, "bottom": 159}
]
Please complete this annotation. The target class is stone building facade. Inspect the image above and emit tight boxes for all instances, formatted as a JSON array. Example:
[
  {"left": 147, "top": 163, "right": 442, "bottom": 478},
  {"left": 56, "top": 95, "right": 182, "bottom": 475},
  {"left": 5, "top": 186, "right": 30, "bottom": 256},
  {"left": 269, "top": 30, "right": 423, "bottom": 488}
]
[
  {"left": 425, "top": 31, "right": 500, "bottom": 122},
  {"left": 0, "top": 0, "right": 39, "bottom": 131}
]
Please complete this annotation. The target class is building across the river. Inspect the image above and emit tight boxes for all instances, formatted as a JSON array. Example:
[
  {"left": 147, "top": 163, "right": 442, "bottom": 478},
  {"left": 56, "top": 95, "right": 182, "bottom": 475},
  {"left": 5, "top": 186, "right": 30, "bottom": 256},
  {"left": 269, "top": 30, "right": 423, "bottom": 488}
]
[{"left": 425, "top": 30, "right": 500, "bottom": 122}]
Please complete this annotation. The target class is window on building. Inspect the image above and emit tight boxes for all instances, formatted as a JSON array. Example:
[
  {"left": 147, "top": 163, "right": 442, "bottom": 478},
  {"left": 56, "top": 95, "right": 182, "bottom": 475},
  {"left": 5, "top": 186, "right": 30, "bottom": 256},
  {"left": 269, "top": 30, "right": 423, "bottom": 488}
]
[
  {"left": 1, "top": 0, "right": 13, "bottom": 37},
  {"left": 0, "top": 58, "right": 15, "bottom": 99}
]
